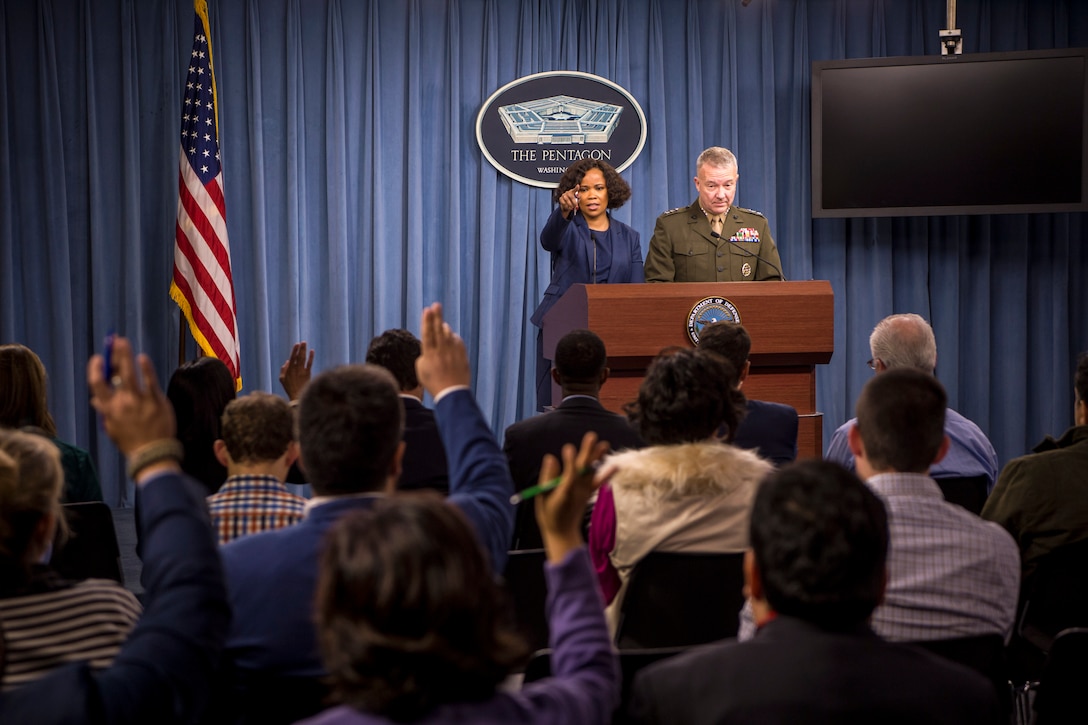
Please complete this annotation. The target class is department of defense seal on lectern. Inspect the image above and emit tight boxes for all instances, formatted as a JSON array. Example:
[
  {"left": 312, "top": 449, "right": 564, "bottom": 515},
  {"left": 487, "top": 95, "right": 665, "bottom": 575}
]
[{"left": 686, "top": 297, "right": 741, "bottom": 346}]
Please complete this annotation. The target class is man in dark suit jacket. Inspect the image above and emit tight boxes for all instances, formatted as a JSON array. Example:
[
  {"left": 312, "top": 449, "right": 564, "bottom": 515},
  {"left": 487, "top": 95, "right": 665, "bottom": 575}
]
[
  {"left": 504, "top": 329, "right": 644, "bottom": 549},
  {"left": 628, "top": 460, "right": 1003, "bottom": 725},
  {"left": 366, "top": 328, "right": 449, "bottom": 494},
  {"left": 698, "top": 321, "right": 798, "bottom": 465},
  {"left": 220, "top": 304, "right": 513, "bottom": 689}
]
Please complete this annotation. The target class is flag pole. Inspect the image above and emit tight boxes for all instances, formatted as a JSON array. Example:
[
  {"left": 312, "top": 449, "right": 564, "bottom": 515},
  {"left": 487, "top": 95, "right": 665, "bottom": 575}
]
[{"left": 178, "top": 309, "right": 187, "bottom": 367}]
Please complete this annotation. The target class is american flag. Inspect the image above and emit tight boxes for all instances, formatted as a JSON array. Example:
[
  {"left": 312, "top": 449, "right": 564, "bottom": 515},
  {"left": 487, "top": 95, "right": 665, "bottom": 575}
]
[{"left": 170, "top": 0, "right": 241, "bottom": 389}]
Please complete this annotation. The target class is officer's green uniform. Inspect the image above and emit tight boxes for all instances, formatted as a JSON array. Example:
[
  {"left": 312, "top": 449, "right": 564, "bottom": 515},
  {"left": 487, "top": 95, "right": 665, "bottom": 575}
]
[{"left": 643, "top": 200, "right": 784, "bottom": 282}]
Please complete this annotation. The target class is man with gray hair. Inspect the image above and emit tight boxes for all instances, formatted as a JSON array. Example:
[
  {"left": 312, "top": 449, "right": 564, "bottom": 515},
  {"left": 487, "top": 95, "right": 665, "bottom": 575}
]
[
  {"left": 826, "top": 313, "right": 998, "bottom": 490},
  {"left": 644, "top": 146, "right": 784, "bottom": 283}
]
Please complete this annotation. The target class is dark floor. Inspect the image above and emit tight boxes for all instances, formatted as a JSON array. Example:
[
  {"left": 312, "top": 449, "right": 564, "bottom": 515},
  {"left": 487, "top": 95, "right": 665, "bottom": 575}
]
[{"left": 111, "top": 507, "right": 143, "bottom": 594}]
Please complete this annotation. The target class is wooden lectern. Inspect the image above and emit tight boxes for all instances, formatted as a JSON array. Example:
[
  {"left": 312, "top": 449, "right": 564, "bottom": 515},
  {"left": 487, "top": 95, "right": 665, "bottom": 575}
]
[{"left": 541, "top": 281, "right": 834, "bottom": 459}]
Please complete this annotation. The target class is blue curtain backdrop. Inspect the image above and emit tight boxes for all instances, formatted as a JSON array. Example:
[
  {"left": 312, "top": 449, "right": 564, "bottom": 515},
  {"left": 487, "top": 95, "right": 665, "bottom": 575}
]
[{"left": 2, "top": 0, "right": 1086, "bottom": 506}]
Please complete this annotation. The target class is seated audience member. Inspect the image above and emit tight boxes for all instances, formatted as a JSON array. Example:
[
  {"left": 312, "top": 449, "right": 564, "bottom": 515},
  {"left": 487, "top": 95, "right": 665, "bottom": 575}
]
[
  {"left": 628, "top": 460, "right": 1004, "bottom": 725},
  {"left": 588, "top": 349, "right": 771, "bottom": 628},
  {"left": 0, "top": 343, "right": 102, "bottom": 502},
  {"left": 168, "top": 356, "right": 237, "bottom": 495},
  {"left": 849, "top": 368, "right": 1019, "bottom": 641},
  {"left": 206, "top": 392, "right": 306, "bottom": 545},
  {"left": 219, "top": 304, "right": 513, "bottom": 682},
  {"left": 0, "top": 336, "right": 229, "bottom": 723},
  {"left": 738, "top": 368, "right": 1020, "bottom": 644},
  {"left": 697, "top": 322, "right": 798, "bottom": 465},
  {"left": 300, "top": 433, "right": 618, "bottom": 725},
  {"left": 503, "top": 329, "right": 644, "bottom": 548},
  {"left": 0, "top": 429, "right": 140, "bottom": 689},
  {"left": 365, "top": 329, "right": 450, "bottom": 494},
  {"left": 825, "top": 313, "right": 998, "bottom": 489},
  {"left": 983, "top": 352, "right": 1088, "bottom": 579}
]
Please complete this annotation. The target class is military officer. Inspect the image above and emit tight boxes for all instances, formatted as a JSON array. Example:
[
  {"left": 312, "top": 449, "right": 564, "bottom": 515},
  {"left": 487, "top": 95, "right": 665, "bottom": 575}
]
[{"left": 644, "top": 146, "right": 784, "bottom": 283}]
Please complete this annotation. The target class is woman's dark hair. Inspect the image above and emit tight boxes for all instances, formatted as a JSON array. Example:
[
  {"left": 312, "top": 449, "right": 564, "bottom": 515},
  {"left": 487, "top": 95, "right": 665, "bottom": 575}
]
[
  {"left": 316, "top": 495, "right": 529, "bottom": 722},
  {"left": 552, "top": 158, "right": 632, "bottom": 208},
  {"left": 0, "top": 344, "right": 57, "bottom": 437},
  {"left": 624, "top": 348, "right": 746, "bottom": 446},
  {"left": 167, "top": 356, "right": 236, "bottom": 495}
]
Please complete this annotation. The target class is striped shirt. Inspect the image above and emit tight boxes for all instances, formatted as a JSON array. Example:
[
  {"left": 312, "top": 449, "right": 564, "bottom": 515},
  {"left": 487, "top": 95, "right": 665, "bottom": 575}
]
[
  {"left": 0, "top": 574, "right": 141, "bottom": 690},
  {"left": 207, "top": 474, "right": 307, "bottom": 545}
]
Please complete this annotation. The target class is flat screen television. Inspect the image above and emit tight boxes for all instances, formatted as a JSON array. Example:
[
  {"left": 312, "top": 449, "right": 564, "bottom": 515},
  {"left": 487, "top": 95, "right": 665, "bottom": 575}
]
[{"left": 811, "top": 48, "right": 1088, "bottom": 217}]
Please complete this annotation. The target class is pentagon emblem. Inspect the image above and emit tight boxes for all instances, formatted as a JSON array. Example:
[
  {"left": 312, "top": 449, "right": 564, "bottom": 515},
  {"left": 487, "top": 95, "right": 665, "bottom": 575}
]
[{"left": 686, "top": 297, "right": 741, "bottom": 346}]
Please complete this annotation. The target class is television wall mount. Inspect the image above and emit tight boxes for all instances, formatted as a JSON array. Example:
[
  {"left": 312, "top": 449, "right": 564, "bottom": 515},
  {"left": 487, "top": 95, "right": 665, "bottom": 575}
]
[{"left": 941, "top": 0, "right": 963, "bottom": 56}]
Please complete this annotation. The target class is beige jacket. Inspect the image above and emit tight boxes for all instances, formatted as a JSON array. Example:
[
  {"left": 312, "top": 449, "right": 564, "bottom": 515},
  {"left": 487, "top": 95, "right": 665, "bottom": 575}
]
[{"left": 605, "top": 441, "right": 772, "bottom": 630}]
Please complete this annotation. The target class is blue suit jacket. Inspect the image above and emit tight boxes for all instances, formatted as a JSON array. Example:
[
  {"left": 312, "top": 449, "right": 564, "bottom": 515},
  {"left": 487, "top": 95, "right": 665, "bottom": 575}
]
[
  {"left": 0, "top": 472, "right": 229, "bottom": 725},
  {"left": 220, "top": 388, "right": 514, "bottom": 677},
  {"left": 531, "top": 206, "right": 643, "bottom": 327},
  {"left": 733, "top": 399, "right": 799, "bottom": 467}
]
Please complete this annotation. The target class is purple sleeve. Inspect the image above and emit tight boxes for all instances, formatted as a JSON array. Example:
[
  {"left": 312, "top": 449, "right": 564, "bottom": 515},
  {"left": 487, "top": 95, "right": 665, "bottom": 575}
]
[
  {"left": 513, "top": 548, "right": 619, "bottom": 724},
  {"left": 588, "top": 484, "right": 622, "bottom": 604}
]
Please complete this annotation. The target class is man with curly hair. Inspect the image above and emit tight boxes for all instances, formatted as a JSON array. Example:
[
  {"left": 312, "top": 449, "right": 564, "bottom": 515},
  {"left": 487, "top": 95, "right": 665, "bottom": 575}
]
[{"left": 206, "top": 391, "right": 306, "bottom": 544}]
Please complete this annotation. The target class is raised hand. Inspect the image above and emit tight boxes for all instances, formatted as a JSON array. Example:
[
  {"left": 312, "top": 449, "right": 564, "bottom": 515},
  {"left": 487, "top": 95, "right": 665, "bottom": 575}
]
[
  {"left": 279, "top": 341, "right": 314, "bottom": 401},
  {"left": 415, "top": 303, "right": 470, "bottom": 398},
  {"left": 87, "top": 336, "right": 176, "bottom": 457},
  {"left": 535, "top": 431, "right": 612, "bottom": 563}
]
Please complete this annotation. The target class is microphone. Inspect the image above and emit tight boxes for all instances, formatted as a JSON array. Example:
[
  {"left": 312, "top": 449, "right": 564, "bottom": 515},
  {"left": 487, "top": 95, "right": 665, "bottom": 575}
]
[
  {"left": 590, "top": 233, "right": 598, "bottom": 283},
  {"left": 710, "top": 231, "right": 787, "bottom": 281}
]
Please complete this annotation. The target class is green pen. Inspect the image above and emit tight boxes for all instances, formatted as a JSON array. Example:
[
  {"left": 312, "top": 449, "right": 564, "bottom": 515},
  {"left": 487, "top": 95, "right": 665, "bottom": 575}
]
[{"left": 509, "top": 464, "right": 597, "bottom": 505}]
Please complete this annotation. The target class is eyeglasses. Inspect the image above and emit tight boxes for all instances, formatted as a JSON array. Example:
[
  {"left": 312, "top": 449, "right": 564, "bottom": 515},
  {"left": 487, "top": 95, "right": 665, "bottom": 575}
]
[{"left": 866, "top": 358, "right": 880, "bottom": 370}]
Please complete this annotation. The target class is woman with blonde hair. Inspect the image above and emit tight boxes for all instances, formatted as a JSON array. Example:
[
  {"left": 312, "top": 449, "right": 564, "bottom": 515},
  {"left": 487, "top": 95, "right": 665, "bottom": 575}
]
[{"left": 0, "top": 428, "right": 140, "bottom": 690}]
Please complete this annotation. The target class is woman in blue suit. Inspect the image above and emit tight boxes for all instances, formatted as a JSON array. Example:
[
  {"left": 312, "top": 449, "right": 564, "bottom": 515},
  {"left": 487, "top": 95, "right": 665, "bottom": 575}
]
[{"left": 531, "top": 159, "right": 643, "bottom": 410}]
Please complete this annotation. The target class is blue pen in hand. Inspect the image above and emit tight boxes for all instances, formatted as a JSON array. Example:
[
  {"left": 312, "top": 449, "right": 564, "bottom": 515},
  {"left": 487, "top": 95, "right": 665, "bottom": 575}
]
[{"left": 103, "top": 330, "right": 116, "bottom": 384}]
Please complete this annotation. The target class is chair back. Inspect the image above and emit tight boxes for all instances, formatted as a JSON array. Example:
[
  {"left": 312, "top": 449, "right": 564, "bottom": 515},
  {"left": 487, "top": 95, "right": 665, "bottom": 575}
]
[
  {"left": 1018, "top": 537, "right": 1088, "bottom": 652},
  {"left": 932, "top": 474, "right": 990, "bottom": 515},
  {"left": 1032, "top": 627, "right": 1088, "bottom": 724},
  {"left": 615, "top": 550, "right": 745, "bottom": 649},
  {"left": 524, "top": 646, "right": 686, "bottom": 725},
  {"left": 50, "top": 501, "right": 124, "bottom": 584},
  {"left": 912, "top": 634, "right": 1005, "bottom": 678},
  {"left": 911, "top": 634, "right": 1010, "bottom": 712},
  {"left": 501, "top": 548, "right": 550, "bottom": 654},
  {"left": 202, "top": 667, "right": 329, "bottom": 725},
  {"left": 511, "top": 500, "right": 544, "bottom": 550}
]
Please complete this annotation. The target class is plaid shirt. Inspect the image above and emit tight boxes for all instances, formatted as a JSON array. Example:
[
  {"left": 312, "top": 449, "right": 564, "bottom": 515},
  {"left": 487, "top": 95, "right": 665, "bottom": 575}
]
[
  {"left": 207, "top": 474, "right": 307, "bottom": 545},
  {"left": 867, "top": 472, "right": 1020, "bottom": 642}
]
